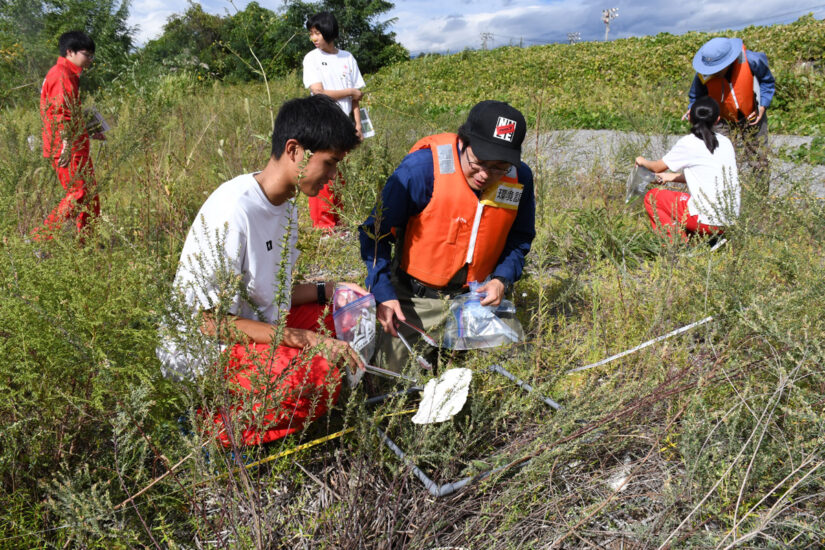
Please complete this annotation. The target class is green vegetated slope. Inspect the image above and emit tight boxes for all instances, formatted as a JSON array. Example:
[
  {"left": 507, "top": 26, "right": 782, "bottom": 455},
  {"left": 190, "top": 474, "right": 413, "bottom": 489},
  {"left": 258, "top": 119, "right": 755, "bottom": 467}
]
[
  {"left": 369, "top": 14, "right": 825, "bottom": 134},
  {"left": 0, "top": 16, "right": 824, "bottom": 549}
]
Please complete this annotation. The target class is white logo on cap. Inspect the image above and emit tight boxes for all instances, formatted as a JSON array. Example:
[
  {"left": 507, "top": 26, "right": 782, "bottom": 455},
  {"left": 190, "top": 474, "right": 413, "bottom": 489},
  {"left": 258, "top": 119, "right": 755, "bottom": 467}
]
[{"left": 493, "top": 117, "right": 516, "bottom": 142}]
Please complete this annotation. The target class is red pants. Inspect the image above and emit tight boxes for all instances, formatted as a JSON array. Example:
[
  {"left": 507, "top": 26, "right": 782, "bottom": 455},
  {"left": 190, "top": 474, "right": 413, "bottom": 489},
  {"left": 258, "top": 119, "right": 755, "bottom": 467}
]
[
  {"left": 644, "top": 188, "right": 722, "bottom": 242},
  {"left": 35, "top": 154, "right": 99, "bottom": 240},
  {"left": 213, "top": 303, "right": 341, "bottom": 447},
  {"left": 308, "top": 176, "right": 343, "bottom": 229}
]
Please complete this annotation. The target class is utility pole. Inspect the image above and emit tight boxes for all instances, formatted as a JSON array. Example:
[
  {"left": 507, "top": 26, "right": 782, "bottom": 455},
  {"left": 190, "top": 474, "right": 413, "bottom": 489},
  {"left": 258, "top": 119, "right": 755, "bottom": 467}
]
[
  {"left": 567, "top": 32, "right": 581, "bottom": 45},
  {"left": 480, "top": 32, "right": 494, "bottom": 50},
  {"left": 602, "top": 7, "right": 619, "bottom": 41}
]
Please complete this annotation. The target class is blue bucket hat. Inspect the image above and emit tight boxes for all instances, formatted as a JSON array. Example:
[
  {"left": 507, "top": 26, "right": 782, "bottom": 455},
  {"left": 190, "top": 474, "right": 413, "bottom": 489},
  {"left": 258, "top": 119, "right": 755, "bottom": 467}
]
[{"left": 692, "top": 37, "right": 743, "bottom": 75}]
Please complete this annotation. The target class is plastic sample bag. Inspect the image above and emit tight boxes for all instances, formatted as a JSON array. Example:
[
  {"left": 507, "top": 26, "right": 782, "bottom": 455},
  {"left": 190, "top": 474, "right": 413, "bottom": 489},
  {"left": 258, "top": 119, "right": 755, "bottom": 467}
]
[
  {"left": 625, "top": 165, "right": 656, "bottom": 203},
  {"left": 443, "top": 283, "right": 521, "bottom": 350},
  {"left": 332, "top": 286, "right": 376, "bottom": 386},
  {"left": 359, "top": 107, "right": 375, "bottom": 138}
]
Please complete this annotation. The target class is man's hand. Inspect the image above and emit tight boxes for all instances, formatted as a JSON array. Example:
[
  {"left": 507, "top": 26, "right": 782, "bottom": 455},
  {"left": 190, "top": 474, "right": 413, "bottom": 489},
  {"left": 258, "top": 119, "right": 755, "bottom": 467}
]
[
  {"left": 337, "top": 281, "right": 369, "bottom": 297},
  {"left": 681, "top": 109, "right": 690, "bottom": 121},
  {"left": 377, "top": 299, "right": 405, "bottom": 336},
  {"left": 748, "top": 105, "right": 766, "bottom": 126},
  {"left": 350, "top": 88, "right": 363, "bottom": 101},
  {"left": 477, "top": 278, "right": 506, "bottom": 307},
  {"left": 654, "top": 171, "right": 680, "bottom": 184},
  {"left": 201, "top": 314, "right": 365, "bottom": 376},
  {"left": 318, "top": 335, "right": 365, "bottom": 373},
  {"left": 91, "top": 132, "right": 106, "bottom": 141},
  {"left": 295, "top": 327, "right": 365, "bottom": 373},
  {"left": 355, "top": 124, "right": 363, "bottom": 141}
]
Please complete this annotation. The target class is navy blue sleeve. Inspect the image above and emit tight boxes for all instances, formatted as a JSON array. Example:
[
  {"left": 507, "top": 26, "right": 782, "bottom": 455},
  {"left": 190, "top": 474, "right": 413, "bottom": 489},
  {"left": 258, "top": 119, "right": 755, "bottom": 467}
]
[
  {"left": 747, "top": 50, "right": 775, "bottom": 108},
  {"left": 688, "top": 74, "right": 707, "bottom": 109},
  {"left": 359, "top": 150, "right": 434, "bottom": 303},
  {"left": 491, "top": 162, "right": 536, "bottom": 285}
]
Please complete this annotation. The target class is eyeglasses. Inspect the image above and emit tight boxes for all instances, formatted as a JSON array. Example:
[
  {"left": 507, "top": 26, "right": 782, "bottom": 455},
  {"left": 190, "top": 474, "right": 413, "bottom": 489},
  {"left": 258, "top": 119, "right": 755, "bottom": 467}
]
[
  {"left": 79, "top": 51, "right": 95, "bottom": 61},
  {"left": 464, "top": 148, "right": 511, "bottom": 177}
]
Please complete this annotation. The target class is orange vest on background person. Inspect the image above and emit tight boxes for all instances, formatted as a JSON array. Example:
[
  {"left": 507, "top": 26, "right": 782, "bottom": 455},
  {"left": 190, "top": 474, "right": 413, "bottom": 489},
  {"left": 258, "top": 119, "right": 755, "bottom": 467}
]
[
  {"left": 700, "top": 45, "right": 756, "bottom": 122},
  {"left": 400, "top": 133, "right": 524, "bottom": 289}
]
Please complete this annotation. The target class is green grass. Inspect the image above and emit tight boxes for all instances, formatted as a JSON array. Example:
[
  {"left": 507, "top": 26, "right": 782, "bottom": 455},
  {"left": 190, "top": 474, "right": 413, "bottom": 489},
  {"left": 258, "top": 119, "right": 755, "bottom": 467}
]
[
  {"left": 777, "top": 136, "right": 825, "bottom": 165},
  {"left": 1, "top": 17, "right": 824, "bottom": 548},
  {"left": 367, "top": 14, "right": 825, "bottom": 135}
]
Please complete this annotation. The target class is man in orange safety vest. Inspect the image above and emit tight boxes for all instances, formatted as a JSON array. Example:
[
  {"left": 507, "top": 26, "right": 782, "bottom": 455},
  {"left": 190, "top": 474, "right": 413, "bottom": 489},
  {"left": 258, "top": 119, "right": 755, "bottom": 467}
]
[{"left": 359, "top": 101, "right": 535, "bottom": 370}]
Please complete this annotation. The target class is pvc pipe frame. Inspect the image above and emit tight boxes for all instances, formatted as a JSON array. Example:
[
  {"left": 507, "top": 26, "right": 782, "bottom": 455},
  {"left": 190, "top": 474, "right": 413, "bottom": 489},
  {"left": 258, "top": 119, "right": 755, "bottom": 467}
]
[
  {"left": 488, "top": 364, "right": 563, "bottom": 410},
  {"left": 372, "top": 364, "right": 560, "bottom": 498},
  {"left": 373, "top": 315, "right": 714, "bottom": 497},
  {"left": 377, "top": 427, "right": 507, "bottom": 498}
]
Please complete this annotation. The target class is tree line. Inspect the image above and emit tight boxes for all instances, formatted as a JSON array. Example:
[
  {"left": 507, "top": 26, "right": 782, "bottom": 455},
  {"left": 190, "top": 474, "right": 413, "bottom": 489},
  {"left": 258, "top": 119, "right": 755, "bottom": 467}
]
[{"left": 0, "top": 0, "right": 408, "bottom": 107}]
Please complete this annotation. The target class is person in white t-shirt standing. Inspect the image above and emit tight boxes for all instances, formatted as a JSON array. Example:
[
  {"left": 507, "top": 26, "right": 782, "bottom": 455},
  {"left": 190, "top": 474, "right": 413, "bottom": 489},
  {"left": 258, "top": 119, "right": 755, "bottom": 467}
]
[
  {"left": 636, "top": 96, "right": 741, "bottom": 243},
  {"left": 158, "top": 95, "right": 365, "bottom": 447},
  {"left": 302, "top": 11, "right": 366, "bottom": 230}
]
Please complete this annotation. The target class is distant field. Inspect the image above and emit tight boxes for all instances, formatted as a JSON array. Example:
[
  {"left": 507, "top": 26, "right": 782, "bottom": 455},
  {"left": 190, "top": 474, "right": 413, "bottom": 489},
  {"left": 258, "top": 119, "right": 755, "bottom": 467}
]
[{"left": 367, "top": 14, "right": 825, "bottom": 135}]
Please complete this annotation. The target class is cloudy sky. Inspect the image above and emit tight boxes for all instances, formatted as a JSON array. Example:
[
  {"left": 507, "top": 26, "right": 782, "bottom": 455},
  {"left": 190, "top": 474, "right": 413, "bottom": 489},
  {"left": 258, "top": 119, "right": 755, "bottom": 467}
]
[{"left": 128, "top": 0, "right": 825, "bottom": 54}]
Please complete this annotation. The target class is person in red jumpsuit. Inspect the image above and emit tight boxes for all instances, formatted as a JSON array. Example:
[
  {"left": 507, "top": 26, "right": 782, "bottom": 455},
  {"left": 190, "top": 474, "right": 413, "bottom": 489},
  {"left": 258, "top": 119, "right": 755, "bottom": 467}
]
[{"left": 37, "top": 30, "right": 104, "bottom": 241}]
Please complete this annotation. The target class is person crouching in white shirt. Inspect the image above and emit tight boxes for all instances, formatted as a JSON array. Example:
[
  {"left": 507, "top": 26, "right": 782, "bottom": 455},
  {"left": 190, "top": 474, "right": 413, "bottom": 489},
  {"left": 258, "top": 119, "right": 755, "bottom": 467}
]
[
  {"left": 636, "top": 96, "right": 741, "bottom": 243},
  {"left": 158, "top": 95, "right": 366, "bottom": 447}
]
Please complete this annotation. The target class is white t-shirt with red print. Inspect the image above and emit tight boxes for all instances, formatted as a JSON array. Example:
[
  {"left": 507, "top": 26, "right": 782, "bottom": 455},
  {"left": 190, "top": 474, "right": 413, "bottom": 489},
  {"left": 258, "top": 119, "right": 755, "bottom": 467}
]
[{"left": 302, "top": 48, "right": 365, "bottom": 116}]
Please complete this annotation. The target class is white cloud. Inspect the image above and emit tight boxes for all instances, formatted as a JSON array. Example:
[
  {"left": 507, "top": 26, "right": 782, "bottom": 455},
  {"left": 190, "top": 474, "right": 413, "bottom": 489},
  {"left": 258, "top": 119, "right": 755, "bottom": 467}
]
[
  {"left": 392, "top": 2, "right": 590, "bottom": 54},
  {"left": 389, "top": 0, "right": 825, "bottom": 54},
  {"left": 126, "top": 0, "right": 825, "bottom": 51},
  {"left": 128, "top": 0, "right": 189, "bottom": 45},
  {"left": 129, "top": 10, "right": 175, "bottom": 45}
]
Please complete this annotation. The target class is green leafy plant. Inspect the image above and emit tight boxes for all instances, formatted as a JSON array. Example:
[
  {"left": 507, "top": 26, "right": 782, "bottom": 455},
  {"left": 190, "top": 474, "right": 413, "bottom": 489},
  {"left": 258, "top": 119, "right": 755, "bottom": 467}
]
[{"left": 777, "top": 135, "right": 825, "bottom": 165}]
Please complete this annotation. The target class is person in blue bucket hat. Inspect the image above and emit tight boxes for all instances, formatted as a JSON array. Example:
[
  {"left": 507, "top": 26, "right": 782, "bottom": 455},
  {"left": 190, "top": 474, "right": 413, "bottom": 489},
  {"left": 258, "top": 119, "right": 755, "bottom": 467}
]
[{"left": 686, "top": 37, "right": 774, "bottom": 195}]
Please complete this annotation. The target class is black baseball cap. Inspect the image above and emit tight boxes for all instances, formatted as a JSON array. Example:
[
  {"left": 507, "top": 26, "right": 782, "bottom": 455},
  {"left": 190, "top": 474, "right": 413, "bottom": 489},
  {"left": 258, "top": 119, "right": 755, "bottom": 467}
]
[{"left": 461, "top": 100, "right": 526, "bottom": 166}]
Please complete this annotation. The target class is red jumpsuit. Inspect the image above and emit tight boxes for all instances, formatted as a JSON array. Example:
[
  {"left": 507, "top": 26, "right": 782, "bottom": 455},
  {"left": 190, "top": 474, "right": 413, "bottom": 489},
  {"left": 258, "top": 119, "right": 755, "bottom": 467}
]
[
  {"left": 211, "top": 302, "right": 342, "bottom": 447},
  {"left": 643, "top": 188, "right": 723, "bottom": 243},
  {"left": 38, "top": 56, "right": 99, "bottom": 239}
]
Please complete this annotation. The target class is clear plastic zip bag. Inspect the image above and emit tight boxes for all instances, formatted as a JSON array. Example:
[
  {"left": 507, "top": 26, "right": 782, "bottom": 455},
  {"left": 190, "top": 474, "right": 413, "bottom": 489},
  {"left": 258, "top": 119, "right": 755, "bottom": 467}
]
[
  {"left": 443, "top": 282, "right": 521, "bottom": 350},
  {"left": 332, "top": 286, "right": 376, "bottom": 386}
]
